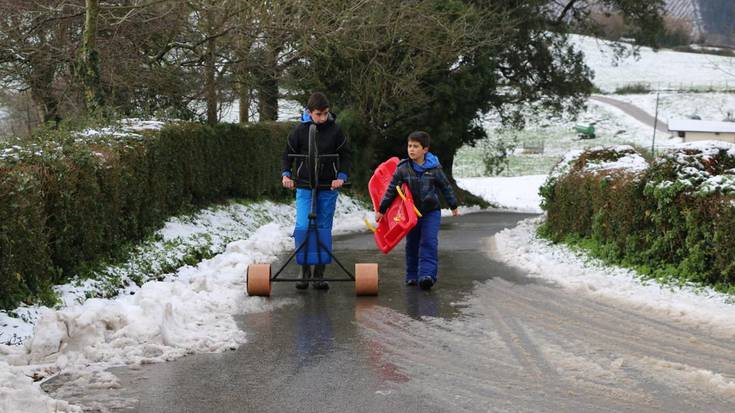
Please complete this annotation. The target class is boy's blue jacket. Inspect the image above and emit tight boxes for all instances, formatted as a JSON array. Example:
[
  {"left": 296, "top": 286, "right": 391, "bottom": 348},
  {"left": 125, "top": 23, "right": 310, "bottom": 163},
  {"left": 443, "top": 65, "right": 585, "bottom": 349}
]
[{"left": 378, "top": 153, "right": 458, "bottom": 215}]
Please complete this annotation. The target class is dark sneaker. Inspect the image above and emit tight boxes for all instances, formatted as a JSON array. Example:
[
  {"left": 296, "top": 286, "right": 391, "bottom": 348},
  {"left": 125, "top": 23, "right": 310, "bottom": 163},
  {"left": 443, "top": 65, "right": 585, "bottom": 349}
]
[
  {"left": 405, "top": 279, "right": 418, "bottom": 286},
  {"left": 295, "top": 265, "right": 311, "bottom": 290},
  {"left": 312, "top": 264, "right": 329, "bottom": 290},
  {"left": 418, "top": 276, "right": 434, "bottom": 290}
]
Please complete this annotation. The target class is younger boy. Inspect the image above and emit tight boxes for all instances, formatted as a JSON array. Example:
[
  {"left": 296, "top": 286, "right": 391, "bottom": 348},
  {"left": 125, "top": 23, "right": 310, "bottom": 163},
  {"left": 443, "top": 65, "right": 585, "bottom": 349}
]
[{"left": 376, "top": 131, "right": 459, "bottom": 290}]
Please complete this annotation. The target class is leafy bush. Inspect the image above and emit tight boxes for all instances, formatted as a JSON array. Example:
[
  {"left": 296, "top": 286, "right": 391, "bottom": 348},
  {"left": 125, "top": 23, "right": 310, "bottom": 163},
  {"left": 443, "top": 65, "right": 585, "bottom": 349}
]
[
  {"left": 0, "top": 121, "right": 290, "bottom": 309},
  {"left": 540, "top": 142, "right": 735, "bottom": 291}
]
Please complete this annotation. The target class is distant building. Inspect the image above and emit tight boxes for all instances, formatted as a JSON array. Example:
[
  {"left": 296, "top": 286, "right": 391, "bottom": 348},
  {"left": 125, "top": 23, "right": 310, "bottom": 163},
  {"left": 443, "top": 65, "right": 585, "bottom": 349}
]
[{"left": 668, "top": 119, "right": 735, "bottom": 143}]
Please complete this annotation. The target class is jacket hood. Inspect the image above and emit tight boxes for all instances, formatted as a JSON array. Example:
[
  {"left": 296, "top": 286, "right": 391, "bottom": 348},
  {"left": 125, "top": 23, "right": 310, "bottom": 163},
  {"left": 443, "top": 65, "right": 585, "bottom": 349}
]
[
  {"left": 300, "top": 109, "right": 337, "bottom": 125},
  {"left": 412, "top": 152, "right": 440, "bottom": 173}
]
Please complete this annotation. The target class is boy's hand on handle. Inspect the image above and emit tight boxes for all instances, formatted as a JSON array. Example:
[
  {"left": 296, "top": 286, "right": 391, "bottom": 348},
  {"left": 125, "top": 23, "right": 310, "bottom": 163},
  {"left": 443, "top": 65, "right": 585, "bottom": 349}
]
[
  {"left": 375, "top": 211, "right": 384, "bottom": 222},
  {"left": 331, "top": 179, "right": 344, "bottom": 190},
  {"left": 282, "top": 176, "right": 295, "bottom": 190},
  {"left": 452, "top": 208, "right": 460, "bottom": 216}
]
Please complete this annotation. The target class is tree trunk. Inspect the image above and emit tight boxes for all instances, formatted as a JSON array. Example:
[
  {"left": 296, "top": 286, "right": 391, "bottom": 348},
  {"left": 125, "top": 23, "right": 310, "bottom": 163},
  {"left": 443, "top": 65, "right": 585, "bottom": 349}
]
[
  {"left": 205, "top": 36, "right": 217, "bottom": 125},
  {"left": 235, "top": 31, "right": 253, "bottom": 124},
  {"left": 257, "top": 45, "right": 278, "bottom": 121},
  {"left": 28, "top": 50, "right": 60, "bottom": 128},
  {"left": 238, "top": 79, "right": 250, "bottom": 124},
  {"left": 204, "top": 7, "right": 218, "bottom": 125},
  {"left": 80, "top": 0, "right": 104, "bottom": 113}
]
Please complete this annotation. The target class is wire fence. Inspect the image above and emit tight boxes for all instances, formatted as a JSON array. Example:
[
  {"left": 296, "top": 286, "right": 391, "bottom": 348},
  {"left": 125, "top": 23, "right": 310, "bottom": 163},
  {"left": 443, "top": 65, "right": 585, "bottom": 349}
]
[{"left": 606, "top": 80, "right": 735, "bottom": 93}]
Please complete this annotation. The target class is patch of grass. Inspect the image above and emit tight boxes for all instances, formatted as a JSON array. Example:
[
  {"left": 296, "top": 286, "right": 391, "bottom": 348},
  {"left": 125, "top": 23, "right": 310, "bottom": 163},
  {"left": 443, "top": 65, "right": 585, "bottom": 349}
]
[{"left": 614, "top": 83, "right": 652, "bottom": 94}]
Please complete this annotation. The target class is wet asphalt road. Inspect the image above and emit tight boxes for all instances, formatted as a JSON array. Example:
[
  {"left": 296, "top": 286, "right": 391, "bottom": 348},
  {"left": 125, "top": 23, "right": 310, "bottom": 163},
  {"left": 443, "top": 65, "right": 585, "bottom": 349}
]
[{"left": 45, "top": 211, "right": 735, "bottom": 412}]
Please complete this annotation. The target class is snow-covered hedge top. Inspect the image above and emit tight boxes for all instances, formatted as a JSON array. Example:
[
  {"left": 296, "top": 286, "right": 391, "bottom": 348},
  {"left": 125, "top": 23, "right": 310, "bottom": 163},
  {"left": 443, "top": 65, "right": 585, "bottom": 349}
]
[
  {"left": 75, "top": 118, "right": 171, "bottom": 140},
  {"left": 650, "top": 140, "right": 735, "bottom": 196},
  {"left": 0, "top": 118, "right": 174, "bottom": 164},
  {"left": 549, "top": 145, "right": 649, "bottom": 180}
]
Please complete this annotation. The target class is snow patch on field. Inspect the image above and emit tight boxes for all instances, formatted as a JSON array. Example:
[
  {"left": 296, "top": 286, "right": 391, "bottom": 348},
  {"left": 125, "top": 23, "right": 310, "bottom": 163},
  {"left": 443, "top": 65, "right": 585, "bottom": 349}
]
[{"left": 456, "top": 176, "right": 547, "bottom": 213}]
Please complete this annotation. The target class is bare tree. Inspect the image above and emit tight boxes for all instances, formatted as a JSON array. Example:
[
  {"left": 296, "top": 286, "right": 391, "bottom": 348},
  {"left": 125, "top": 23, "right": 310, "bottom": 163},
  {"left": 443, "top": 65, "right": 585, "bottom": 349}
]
[
  {"left": 0, "top": 1, "right": 82, "bottom": 129},
  {"left": 80, "top": 0, "right": 104, "bottom": 112}
]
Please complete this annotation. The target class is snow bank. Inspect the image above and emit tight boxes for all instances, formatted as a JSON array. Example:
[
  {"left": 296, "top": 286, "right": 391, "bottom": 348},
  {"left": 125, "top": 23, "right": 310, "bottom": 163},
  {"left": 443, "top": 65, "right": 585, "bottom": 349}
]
[
  {"left": 491, "top": 217, "right": 735, "bottom": 339},
  {"left": 0, "top": 195, "right": 371, "bottom": 413},
  {"left": 0, "top": 360, "right": 81, "bottom": 413}
]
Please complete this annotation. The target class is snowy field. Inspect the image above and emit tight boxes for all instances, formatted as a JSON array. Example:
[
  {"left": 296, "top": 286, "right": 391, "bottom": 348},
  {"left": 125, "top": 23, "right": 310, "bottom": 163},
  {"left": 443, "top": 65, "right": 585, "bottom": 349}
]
[
  {"left": 456, "top": 175, "right": 547, "bottom": 213},
  {"left": 572, "top": 34, "right": 734, "bottom": 92},
  {"left": 453, "top": 97, "right": 664, "bottom": 177},
  {"left": 454, "top": 91, "right": 735, "bottom": 178},
  {"left": 455, "top": 35, "right": 735, "bottom": 179},
  {"left": 614, "top": 92, "right": 735, "bottom": 123}
]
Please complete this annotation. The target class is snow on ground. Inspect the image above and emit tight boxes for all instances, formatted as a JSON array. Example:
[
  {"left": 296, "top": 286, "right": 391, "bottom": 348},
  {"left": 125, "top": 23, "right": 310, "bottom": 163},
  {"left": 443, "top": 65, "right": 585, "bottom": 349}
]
[
  {"left": 454, "top": 95, "right": 676, "bottom": 178},
  {"left": 2, "top": 34, "right": 734, "bottom": 413},
  {"left": 456, "top": 176, "right": 547, "bottom": 213},
  {"left": 572, "top": 34, "right": 734, "bottom": 92},
  {"left": 456, "top": 142, "right": 735, "bottom": 343},
  {"left": 0, "top": 195, "right": 371, "bottom": 413},
  {"left": 488, "top": 217, "right": 735, "bottom": 339},
  {"left": 613, "top": 93, "right": 735, "bottom": 123}
]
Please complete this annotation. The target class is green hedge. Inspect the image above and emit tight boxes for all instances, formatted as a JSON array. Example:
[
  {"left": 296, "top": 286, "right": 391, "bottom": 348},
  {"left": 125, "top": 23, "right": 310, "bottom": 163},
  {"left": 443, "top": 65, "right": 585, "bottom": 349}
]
[
  {"left": 0, "top": 122, "right": 290, "bottom": 309},
  {"left": 540, "top": 144, "right": 735, "bottom": 291}
]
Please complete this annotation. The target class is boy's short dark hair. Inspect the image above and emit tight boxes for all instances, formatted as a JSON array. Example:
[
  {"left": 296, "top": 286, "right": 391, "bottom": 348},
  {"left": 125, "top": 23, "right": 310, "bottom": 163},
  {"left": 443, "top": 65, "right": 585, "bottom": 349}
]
[
  {"left": 407, "top": 131, "right": 430, "bottom": 148},
  {"left": 307, "top": 92, "right": 330, "bottom": 111}
]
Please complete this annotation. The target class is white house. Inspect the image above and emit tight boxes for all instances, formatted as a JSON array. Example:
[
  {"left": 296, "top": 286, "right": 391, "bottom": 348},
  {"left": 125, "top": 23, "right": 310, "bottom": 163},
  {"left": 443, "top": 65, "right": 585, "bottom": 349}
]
[{"left": 668, "top": 119, "right": 735, "bottom": 143}]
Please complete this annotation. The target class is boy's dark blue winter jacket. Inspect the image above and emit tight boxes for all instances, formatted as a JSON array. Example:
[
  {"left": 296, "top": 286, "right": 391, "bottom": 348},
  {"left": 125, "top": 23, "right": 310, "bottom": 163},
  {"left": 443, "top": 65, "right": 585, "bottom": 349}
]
[{"left": 378, "top": 153, "right": 458, "bottom": 215}]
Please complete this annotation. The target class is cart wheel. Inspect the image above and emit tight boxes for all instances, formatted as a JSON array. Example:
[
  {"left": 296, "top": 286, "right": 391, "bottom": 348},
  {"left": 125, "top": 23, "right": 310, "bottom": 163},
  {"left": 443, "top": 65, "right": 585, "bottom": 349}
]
[
  {"left": 247, "top": 264, "right": 271, "bottom": 296},
  {"left": 355, "top": 263, "right": 379, "bottom": 296}
]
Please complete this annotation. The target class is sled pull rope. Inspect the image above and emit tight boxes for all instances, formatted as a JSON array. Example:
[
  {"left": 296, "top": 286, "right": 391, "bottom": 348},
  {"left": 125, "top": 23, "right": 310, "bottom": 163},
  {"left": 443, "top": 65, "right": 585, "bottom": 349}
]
[
  {"left": 396, "top": 186, "right": 422, "bottom": 217},
  {"left": 364, "top": 218, "right": 377, "bottom": 233}
]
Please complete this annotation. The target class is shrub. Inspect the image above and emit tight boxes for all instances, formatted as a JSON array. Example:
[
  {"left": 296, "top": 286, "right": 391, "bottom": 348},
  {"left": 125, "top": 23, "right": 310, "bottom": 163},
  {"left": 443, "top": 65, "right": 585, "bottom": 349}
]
[
  {"left": 541, "top": 142, "right": 735, "bottom": 291},
  {"left": 0, "top": 121, "right": 291, "bottom": 309},
  {"left": 614, "top": 83, "right": 651, "bottom": 94}
]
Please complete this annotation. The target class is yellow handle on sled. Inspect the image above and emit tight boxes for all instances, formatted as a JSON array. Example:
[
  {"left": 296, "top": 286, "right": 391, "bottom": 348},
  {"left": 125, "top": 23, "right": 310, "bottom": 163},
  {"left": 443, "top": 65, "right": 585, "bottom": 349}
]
[
  {"left": 364, "top": 218, "right": 377, "bottom": 233},
  {"left": 396, "top": 186, "right": 422, "bottom": 218}
]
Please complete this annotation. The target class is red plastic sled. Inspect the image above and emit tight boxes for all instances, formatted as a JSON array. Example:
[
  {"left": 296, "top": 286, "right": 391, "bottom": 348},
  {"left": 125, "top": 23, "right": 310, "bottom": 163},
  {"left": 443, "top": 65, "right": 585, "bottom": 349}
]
[{"left": 368, "top": 157, "right": 421, "bottom": 254}]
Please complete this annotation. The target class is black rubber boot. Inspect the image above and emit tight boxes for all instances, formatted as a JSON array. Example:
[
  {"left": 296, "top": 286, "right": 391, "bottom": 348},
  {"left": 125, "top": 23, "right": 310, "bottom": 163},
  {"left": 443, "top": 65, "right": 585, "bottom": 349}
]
[
  {"left": 418, "top": 276, "right": 435, "bottom": 291},
  {"left": 312, "top": 264, "right": 329, "bottom": 290},
  {"left": 295, "top": 265, "right": 311, "bottom": 290}
]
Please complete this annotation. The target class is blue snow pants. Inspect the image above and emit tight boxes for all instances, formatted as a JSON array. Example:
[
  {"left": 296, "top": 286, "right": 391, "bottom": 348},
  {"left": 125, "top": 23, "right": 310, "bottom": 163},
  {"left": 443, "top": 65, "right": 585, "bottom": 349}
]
[
  {"left": 294, "top": 188, "right": 339, "bottom": 265},
  {"left": 405, "top": 209, "right": 441, "bottom": 282}
]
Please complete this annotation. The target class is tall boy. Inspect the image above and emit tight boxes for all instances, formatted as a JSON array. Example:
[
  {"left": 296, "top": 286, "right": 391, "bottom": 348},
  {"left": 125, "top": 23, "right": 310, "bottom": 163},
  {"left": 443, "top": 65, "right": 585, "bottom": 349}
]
[
  {"left": 282, "top": 92, "right": 352, "bottom": 290},
  {"left": 376, "top": 131, "right": 459, "bottom": 290}
]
